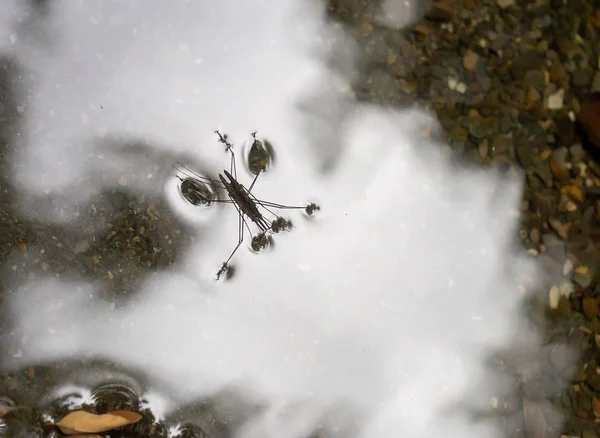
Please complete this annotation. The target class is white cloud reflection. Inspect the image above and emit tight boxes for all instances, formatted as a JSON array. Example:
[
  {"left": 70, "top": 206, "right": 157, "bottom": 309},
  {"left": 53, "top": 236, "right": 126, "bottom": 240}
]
[{"left": 0, "top": 1, "right": 568, "bottom": 438}]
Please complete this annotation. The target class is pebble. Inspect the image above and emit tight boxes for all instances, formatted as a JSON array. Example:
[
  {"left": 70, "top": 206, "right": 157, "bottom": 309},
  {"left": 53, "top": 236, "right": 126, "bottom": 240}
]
[
  {"left": 456, "top": 82, "right": 467, "bottom": 94},
  {"left": 572, "top": 69, "right": 594, "bottom": 88},
  {"left": 547, "top": 89, "right": 565, "bottom": 110},
  {"left": 559, "top": 282, "right": 574, "bottom": 297},
  {"left": 583, "top": 298, "right": 599, "bottom": 319},
  {"left": 534, "top": 161, "right": 553, "bottom": 187},
  {"left": 562, "top": 185, "right": 585, "bottom": 202},
  {"left": 549, "top": 285, "right": 560, "bottom": 309},
  {"left": 591, "top": 71, "right": 600, "bottom": 93},
  {"left": 575, "top": 271, "right": 592, "bottom": 288},
  {"left": 496, "top": 0, "right": 515, "bottom": 9},
  {"left": 548, "top": 217, "right": 569, "bottom": 240},
  {"left": 463, "top": 50, "right": 478, "bottom": 71}
]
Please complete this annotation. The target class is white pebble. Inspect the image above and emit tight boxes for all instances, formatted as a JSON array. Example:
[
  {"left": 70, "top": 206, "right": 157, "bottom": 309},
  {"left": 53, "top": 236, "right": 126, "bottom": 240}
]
[
  {"left": 547, "top": 89, "right": 564, "bottom": 110},
  {"left": 563, "top": 259, "right": 573, "bottom": 276},
  {"left": 549, "top": 285, "right": 560, "bottom": 309},
  {"left": 496, "top": 0, "right": 515, "bottom": 8},
  {"left": 559, "top": 282, "right": 574, "bottom": 297}
]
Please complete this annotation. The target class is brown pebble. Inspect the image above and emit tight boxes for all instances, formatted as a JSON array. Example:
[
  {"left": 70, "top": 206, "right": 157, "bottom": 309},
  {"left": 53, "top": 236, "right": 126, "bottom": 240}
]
[
  {"left": 550, "top": 147, "right": 570, "bottom": 182},
  {"left": 583, "top": 297, "right": 599, "bottom": 319},
  {"left": 593, "top": 397, "right": 600, "bottom": 418},
  {"left": 548, "top": 217, "right": 569, "bottom": 240},
  {"left": 413, "top": 24, "right": 432, "bottom": 35},
  {"left": 561, "top": 185, "right": 585, "bottom": 202},
  {"left": 425, "top": 1, "right": 454, "bottom": 21},
  {"left": 530, "top": 228, "right": 540, "bottom": 244},
  {"left": 463, "top": 50, "right": 478, "bottom": 71}
]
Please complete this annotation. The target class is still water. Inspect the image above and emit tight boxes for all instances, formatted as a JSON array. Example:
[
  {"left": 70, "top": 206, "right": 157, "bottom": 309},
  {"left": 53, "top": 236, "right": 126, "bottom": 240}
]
[{"left": 0, "top": 1, "right": 567, "bottom": 437}]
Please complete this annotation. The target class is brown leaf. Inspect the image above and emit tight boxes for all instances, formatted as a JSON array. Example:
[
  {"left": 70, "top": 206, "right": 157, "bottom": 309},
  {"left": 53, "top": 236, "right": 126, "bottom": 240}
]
[
  {"left": 68, "top": 435, "right": 104, "bottom": 438},
  {"left": 110, "top": 409, "right": 144, "bottom": 423},
  {"left": 54, "top": 409, "right": 142, "bottom": 435},
  {"left": 579, "top": 94, "right": 600, "bottom": 148}
]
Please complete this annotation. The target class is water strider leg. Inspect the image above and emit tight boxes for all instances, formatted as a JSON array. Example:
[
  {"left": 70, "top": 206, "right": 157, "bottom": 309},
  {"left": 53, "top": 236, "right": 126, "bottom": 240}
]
[
  {"left": 223, "top": 202, "right": 245, "bottom": 266},
  {"left": 247, "top": 193, "right": 304, "bottom": 221},
  {"left": 173, "top": 162, "right": 224, "bottom": 187},
  {"left": 247, "top": 172, "right": 261, "bottom": 193},
  {"left": 250, "top": 194, "right": 320, "bottom": 221},
  {"left": 247, "top": 131, "right": 263, "bottom": 192},
  {"left": 216, "top": 197, "right": 250, "bottom": 280},
  {"left": 251, "top": 199, "right": 306, "bottom": 209},
  {"left": 229, "top": 144, "right": 238, "bottom": 180},
  {"left": 215, "top": 130, "right": 238, "bottom": 179}
]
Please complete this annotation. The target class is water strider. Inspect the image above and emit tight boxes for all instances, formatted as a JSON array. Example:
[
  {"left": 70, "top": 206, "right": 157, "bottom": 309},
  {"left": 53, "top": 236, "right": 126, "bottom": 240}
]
[{"left": 174, "top": 131, "right": 320, "bottom": 280}]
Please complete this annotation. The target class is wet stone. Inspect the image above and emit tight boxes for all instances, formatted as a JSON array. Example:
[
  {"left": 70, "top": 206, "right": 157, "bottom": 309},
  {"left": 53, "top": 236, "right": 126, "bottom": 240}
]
[
  {"left": 515, "top": 138, "right": 535, "bottom": 168},
  {"left": 524, "top": 70, "right": 547, "bottom": 91},
  {"left": 509, "top": 54, "right": 546, "bottom": 81},
  {"left": 490, "top": 135, "right": 511, "bottom": 156},
  {"left": 572, "top": 69, "right": 594, "bottom": 88},
  {"left": 498, "top": 114, "right": 514, "bottom": 134},
  {"left": 463, "top": 50, "right": 478, "bottom": 71},
  {"left": 586, "top": 374, "right": 600, "bottom": 392},
  {"left": 548, "top": 344, "right": 574, "bottom": 370},
  {"left": 533, "top": 190, "right": 559, "bottom": 218},
  {"left": 547, "top": 89, "right": 565, "bottom": 110},
  {"left": 578, "top": 392, "right": 593, "bottom": 412},
  {"left": 554, "top": 115, "right": 576, "bottom": 146},
  {"left": 534, "top": 160, "right": 553, "bottom": 187},
  {"left": 561, "top": 392, "right": 573, "bottom": 409},
  {"left": 591, "top": 71, "right": 600, "bottom": 93},
  {"left": 569, "top": 144, "right": 583, "bottom": 162},
  {"left": 575, "top": 271, "right": 593, "bottom": 288},
  {"left": 548, "top": 217, "right": 569, "bottom": 240},
  {"left": 550, "top": 147, "right": 570, "bottom": 182},
  {"left": 497, "top": 0, "right": 515, "bottom": 8},
  {"left": 461, "top": 111, "right": 498, "bottom": 140},
  {"left": 425, "top": 2, "right": 454, "bottom": 21},
  {"left": 583, "top": 298, "right": 599, "bottom": 319},
  {"left": 542, "top": 233, "right": 566, "bottom": 261}
]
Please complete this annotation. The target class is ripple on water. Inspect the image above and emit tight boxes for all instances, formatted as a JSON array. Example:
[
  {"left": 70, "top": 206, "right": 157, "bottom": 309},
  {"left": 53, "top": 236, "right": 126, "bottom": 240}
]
[
  {"left": 0, "top": 395, "right": 16, "bottom": 430},
  {"left": 90, "top": 382, "right": 140, "bottom": 412},
  {"left": 241, "top": 132, "right": 276, "bottom": 176},
  {"left": 165, "top": 164, "right": 221, "bottom": 227}
]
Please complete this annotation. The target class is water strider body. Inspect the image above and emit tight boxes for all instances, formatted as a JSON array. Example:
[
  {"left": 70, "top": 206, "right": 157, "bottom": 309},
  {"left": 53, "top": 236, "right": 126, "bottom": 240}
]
[
  {"left": 218, "top": 170, "right": 271, "bottom": 233},
  {"left": 174, "top": 131, "right": 320, "bottom": 280}
]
